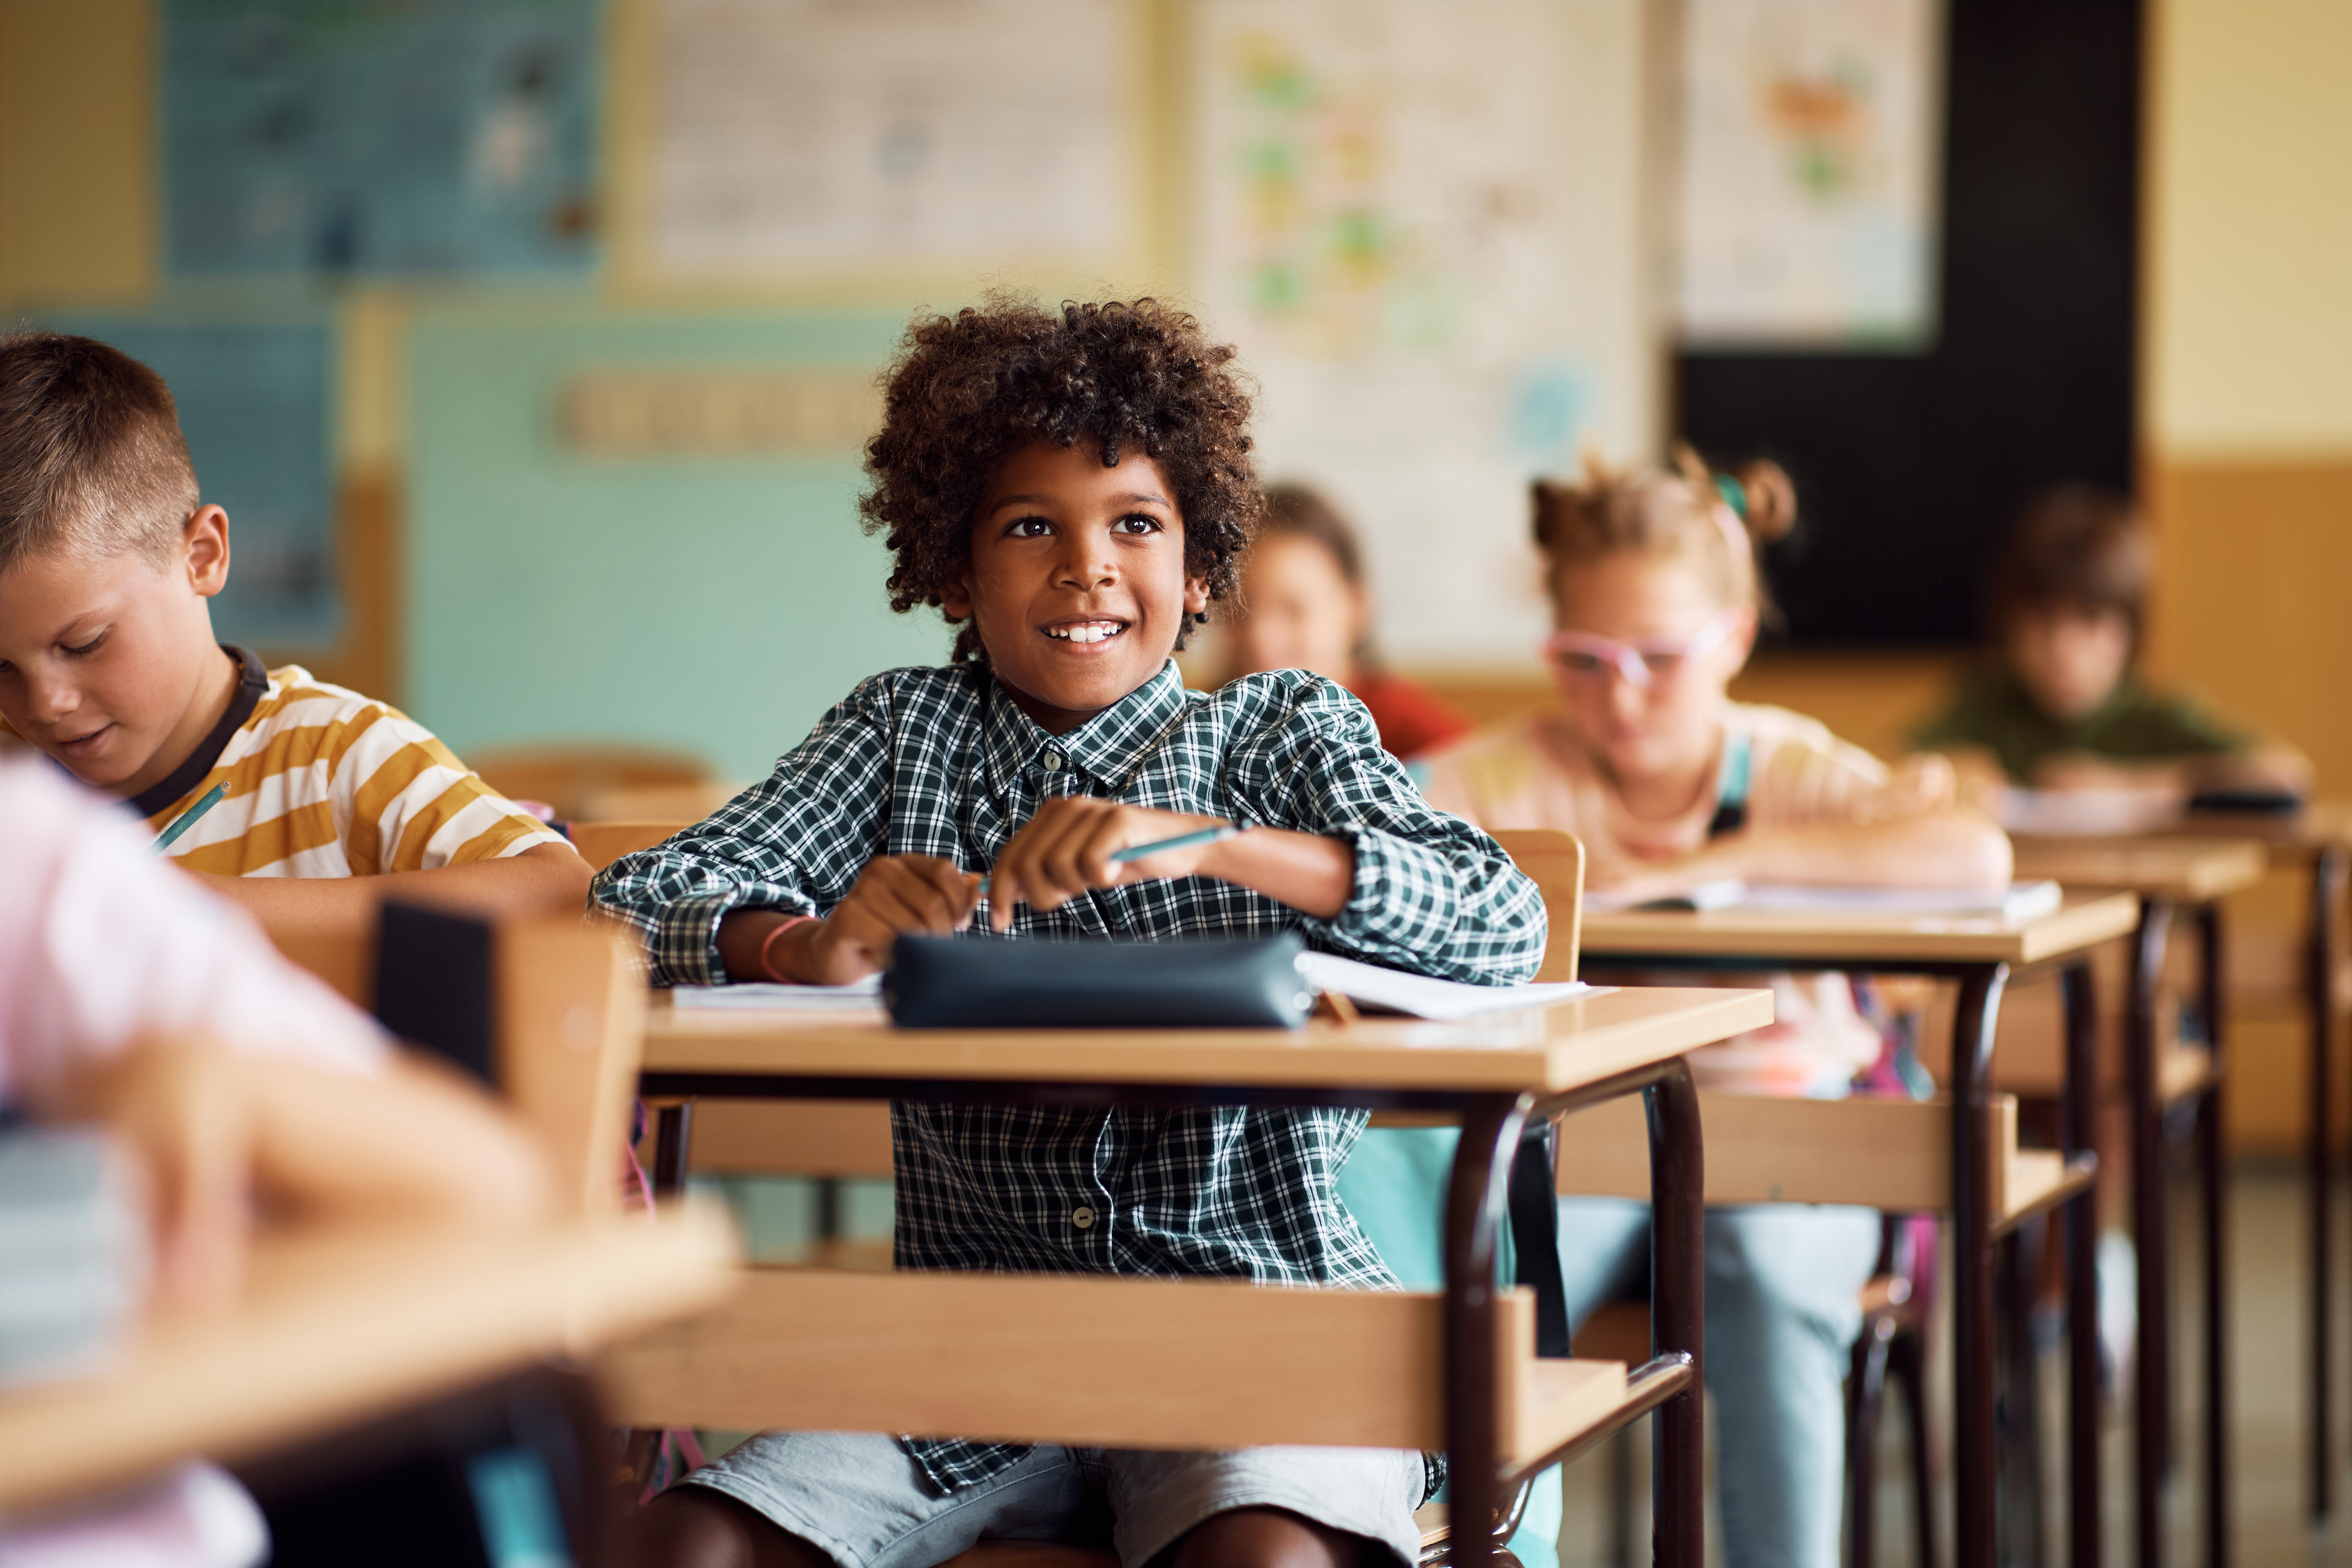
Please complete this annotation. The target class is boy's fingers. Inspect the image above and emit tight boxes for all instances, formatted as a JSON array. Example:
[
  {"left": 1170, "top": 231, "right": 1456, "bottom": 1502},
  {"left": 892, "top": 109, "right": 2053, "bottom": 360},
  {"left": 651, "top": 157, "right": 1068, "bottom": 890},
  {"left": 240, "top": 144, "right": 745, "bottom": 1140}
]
[{"left": 867, "top": 865, "right": 963, "bottom": 933}]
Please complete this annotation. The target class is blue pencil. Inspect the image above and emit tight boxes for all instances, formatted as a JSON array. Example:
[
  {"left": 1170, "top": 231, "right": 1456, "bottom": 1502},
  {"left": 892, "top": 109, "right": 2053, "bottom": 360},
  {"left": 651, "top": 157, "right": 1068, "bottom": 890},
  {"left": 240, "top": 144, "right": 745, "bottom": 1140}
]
[
  {"left": 977, "top": 822, "right": 1241, "bottom": 898},
  {"left": 153, "top": 782, "right": 228, "bottom": 854}
]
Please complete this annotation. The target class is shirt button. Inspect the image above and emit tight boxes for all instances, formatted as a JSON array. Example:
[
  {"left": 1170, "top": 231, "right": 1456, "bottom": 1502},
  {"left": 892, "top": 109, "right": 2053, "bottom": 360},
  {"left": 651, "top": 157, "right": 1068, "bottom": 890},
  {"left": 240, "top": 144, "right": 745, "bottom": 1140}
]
[
  {"left": 1071, "top": 1205, "right": 1096, "bottom": 1230},
  {"left": 1041, "top": 749, "right": 1065, "bottom": 772}
]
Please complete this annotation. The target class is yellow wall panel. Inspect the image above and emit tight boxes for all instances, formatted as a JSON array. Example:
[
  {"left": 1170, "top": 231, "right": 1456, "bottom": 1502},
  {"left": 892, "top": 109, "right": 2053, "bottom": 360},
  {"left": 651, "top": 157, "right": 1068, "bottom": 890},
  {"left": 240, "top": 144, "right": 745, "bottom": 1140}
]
[
  {"left": 0, "top": 0, "right": 155, "bottom": 309},
  {"left": 2143, "top": 458, "right": 2352, "bottom": 792},
  {"left": 2145, "top": 0, "right": 2352, "bottom": 459}
]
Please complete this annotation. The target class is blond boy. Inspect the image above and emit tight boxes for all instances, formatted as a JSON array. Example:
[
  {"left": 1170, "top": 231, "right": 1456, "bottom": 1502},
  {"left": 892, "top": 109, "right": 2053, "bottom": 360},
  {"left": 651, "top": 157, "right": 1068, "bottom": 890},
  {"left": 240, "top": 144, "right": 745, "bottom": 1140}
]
[{"left": 0, "top": 332, "right": 588, "bottom": 932}]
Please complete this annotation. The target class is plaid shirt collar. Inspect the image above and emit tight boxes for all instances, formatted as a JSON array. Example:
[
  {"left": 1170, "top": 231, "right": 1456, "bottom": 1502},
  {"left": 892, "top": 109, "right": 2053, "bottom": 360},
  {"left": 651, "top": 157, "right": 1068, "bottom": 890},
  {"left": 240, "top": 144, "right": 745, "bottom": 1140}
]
[{"left": 978, "top": 659, "right": 1192, "bottom": 798}]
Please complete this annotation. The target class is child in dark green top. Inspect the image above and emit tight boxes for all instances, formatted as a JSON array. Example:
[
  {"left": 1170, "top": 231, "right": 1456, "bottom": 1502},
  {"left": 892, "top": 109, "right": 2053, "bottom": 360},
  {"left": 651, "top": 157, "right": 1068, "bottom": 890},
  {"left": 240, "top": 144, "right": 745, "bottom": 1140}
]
[{"left": 1912, "top": 485, "right": 2309, "bottom": 802}]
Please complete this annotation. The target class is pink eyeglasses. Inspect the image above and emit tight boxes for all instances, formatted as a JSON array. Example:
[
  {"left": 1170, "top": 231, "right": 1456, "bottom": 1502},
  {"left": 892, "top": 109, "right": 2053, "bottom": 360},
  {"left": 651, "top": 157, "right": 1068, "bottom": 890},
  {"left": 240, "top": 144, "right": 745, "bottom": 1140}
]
[{"left": 1541, "top": 607, "right": 1743, "bottom": 689}]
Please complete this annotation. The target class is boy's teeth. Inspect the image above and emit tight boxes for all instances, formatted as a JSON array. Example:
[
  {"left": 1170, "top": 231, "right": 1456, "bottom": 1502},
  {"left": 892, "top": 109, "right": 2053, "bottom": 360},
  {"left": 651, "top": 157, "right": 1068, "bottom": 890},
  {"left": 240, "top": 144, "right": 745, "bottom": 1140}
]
[{"left": 1051, "top": 622, "right": 1121, "bottom": 643}]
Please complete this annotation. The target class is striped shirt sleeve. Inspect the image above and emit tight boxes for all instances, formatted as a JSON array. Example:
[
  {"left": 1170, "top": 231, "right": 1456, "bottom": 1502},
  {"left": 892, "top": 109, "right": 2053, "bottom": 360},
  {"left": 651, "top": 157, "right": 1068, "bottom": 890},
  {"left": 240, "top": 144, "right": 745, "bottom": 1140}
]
[{"left": 155, "top": 668, "right": 561, "bottom": 878}]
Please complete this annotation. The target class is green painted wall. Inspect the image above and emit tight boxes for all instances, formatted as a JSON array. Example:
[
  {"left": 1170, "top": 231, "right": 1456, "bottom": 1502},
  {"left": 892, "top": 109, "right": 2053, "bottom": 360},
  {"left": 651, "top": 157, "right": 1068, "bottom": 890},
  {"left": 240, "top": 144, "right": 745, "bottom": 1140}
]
[{"left": 405, "top": 308, "right": 947, "bottom": 781}]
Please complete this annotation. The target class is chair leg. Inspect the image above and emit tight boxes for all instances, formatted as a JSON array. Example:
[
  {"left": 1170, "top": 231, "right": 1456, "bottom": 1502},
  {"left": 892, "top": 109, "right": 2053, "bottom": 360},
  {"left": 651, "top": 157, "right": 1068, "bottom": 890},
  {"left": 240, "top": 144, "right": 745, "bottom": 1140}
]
[
  {"left": 1890, "top": 1322, "right": 1940, "bottom": 1568},
  {"left": 1849, "top": 1316, "right": 1895, "bottom": 1568},
  {"left": 1608, "top": 1423, "right": 1636, "bottom": 1568},
  {"left": 1997, "top": 1226, "right": 2048, "bottom": 1568}
]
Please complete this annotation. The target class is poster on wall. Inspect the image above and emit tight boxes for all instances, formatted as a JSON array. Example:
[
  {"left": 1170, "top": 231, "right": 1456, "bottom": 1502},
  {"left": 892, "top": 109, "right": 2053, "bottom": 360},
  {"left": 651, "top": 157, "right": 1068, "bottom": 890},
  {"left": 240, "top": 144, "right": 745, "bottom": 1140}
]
[
  {"left": 40, "top": 320, "right": 336, "bottom": 648},
  {"left": 1676, "top": 0, "right": 1945, "bottom": 348},
  {"left": 651, "top": 0, "right": 1127, "bottom": 272},
  {"left": 165, "top": 0, "right": 599, "bottom": 276},
  {"left": 1194, "top": 0, "right": 1641, "bottom": 669}
]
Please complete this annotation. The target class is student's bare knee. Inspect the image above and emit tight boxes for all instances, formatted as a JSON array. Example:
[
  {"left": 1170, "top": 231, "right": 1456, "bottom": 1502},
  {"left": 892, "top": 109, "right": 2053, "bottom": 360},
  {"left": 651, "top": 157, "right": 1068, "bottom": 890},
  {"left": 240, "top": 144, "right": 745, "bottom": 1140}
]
[
  {"left": 610, "top": 1486, "right": 832, "bottom": 1568},
  {"left": 1167, "top": 1505, "right": 1368, "bottom": 1568}
]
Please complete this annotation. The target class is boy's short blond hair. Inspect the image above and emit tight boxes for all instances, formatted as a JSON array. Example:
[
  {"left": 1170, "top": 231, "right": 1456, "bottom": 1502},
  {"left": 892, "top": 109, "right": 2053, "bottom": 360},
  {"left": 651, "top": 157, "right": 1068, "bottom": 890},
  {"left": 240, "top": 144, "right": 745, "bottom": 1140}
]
[{"left": 0, "top": 332, "right": 202, "bottom": 574}]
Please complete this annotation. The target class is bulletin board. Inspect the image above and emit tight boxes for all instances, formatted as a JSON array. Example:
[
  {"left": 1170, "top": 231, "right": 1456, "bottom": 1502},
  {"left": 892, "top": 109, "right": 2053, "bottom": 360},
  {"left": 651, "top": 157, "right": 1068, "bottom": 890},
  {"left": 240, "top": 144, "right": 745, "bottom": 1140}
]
[{"left": 163, "top": 0, "right": 600, "bottom": 276}]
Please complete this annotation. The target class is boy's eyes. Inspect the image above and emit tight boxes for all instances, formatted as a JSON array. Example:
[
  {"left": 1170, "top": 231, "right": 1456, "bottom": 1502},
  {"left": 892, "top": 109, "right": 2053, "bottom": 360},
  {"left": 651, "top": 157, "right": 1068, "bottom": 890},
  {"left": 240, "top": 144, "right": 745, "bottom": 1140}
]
[
  {"left": 1000, "top": 513, "right": 1163, "bottom": 538},
  {"left": 62, "top": 634, "right": 106, "bottom": 657}
]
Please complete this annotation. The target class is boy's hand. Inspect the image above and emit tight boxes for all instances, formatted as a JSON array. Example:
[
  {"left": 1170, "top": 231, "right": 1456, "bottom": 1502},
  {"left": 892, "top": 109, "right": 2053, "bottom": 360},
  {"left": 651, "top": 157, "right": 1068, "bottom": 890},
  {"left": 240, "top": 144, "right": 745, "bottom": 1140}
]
[
  {"left": 763, "top": 856, "right": 982, "bottom": 985},
  {"left": 985, "top": 799, "right": 1226, "bottom": 933}
]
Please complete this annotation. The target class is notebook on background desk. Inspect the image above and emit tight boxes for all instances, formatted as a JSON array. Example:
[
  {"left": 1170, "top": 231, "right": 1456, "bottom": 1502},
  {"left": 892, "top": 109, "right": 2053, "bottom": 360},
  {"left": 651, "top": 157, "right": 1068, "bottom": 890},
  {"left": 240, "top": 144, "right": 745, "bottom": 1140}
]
[{"left": 1587, "top": 880, "right": 2064, "bottom": 921}]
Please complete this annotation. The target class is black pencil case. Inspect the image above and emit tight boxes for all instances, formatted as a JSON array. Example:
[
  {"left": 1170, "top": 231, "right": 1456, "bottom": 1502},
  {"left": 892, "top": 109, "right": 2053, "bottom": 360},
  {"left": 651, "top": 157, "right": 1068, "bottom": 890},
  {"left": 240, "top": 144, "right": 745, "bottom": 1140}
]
[{"left": 884, "top": 933, "right": 1313, "bottom": 1029}]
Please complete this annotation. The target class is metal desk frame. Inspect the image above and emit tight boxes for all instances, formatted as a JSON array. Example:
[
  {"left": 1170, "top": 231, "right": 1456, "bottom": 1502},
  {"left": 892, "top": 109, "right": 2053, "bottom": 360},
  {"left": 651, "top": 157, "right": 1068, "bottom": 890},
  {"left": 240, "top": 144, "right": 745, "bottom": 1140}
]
[{"left": 642, "top": 1055, "right": 1710, "bottom": 1568}]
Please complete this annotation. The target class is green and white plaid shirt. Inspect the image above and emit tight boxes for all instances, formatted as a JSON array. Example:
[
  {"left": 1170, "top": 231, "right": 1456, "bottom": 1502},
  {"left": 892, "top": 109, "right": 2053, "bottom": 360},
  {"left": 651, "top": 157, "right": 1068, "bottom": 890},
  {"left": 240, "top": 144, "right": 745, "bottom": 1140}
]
[{"left": 592, "top": 661, "right": 1543, "bottom": 1494}]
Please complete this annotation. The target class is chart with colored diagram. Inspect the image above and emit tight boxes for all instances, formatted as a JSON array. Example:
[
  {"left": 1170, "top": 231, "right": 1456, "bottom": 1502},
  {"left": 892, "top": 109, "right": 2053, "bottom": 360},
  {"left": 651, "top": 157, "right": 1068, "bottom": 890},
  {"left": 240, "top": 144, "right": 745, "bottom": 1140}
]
[{"left": 1193, "top": 0, "right": 1644, "bottom": 667}]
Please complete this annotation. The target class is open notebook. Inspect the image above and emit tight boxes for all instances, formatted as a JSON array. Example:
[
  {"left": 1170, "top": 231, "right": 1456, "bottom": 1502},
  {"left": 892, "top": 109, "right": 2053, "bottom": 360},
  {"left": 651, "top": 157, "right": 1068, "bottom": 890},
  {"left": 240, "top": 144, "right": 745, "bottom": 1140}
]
[
  {"left": 671, "top": 954, "right": 1589, "bottom": 1022},
  {"left": 1588, "top": 878, "right": 2064, "bottom": 921}
]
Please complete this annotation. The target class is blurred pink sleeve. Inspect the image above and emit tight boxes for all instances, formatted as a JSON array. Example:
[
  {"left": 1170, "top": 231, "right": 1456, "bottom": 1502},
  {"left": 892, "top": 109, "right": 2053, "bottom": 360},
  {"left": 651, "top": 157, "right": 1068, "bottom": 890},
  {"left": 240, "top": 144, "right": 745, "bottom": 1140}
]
[{"left": 0, "top": 760, "right": 388, "bottom": 1107}]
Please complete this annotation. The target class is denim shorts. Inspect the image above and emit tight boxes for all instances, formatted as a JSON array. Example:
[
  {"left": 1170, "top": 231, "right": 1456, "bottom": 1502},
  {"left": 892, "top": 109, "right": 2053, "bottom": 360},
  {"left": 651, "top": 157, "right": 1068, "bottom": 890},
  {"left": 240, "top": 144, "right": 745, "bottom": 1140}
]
[{"left": 683, "top": 1430, "right": 1426, "bottom": 1568}]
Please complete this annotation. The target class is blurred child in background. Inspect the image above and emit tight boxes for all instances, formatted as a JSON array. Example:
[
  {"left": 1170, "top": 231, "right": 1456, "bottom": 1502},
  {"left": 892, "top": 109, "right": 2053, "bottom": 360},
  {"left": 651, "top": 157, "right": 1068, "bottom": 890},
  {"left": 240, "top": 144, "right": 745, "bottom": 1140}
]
[
  {"left": 1912, "top": 485, "right": 2310, "bottom": 806},
  {"left": 1417, "top": 448, "right": 2010, "bottom": 1568},
  {"left": 0, "top": 756, "right": 548, "bottom": 1568},
  {"left": 1220, "top": 484, "right": 1470, "bottom": 761}
]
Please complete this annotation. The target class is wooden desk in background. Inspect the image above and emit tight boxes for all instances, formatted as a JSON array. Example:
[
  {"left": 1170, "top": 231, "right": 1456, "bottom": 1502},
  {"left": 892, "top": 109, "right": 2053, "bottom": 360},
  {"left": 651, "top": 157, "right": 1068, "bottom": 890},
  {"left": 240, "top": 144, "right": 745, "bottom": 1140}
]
[
  {"left": 1581, "top": 892, "right": 2141, "bottom": 1568},
  {"left": 0, "top": 1205, "right": 736, "bottom": 1516},
  {"left": 2008, "top": 835, "right": 2265, "bottom": 1568},
  {"left": 2163, "top": 804, "right": 2352, "bottom": 1522},
  {"left": 617, "top": 986, "right": 1773, "bottom": 1568}
]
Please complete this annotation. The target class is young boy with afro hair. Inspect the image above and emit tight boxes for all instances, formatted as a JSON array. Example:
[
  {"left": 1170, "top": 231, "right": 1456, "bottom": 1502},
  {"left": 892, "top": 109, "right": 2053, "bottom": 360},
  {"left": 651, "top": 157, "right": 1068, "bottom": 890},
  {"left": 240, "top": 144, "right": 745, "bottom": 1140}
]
[{"left": 593, "top": 297, "right": 1546, "bottom": 1568}]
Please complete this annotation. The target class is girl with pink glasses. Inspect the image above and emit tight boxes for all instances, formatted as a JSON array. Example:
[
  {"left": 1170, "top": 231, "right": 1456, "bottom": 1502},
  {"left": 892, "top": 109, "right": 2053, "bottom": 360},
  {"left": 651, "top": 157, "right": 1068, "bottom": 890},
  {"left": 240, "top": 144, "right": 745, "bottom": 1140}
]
[{"left": 1418, "top": 449, "right": 2010, "bottom": 1568}]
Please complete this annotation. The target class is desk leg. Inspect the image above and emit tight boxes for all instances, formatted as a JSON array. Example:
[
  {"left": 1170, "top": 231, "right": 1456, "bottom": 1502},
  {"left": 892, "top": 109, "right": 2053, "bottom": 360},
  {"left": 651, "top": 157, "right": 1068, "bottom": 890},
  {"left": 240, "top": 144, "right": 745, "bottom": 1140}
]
[
  {"left": 2196, "top": 902, "right": 2231, "bottom": 1568},
  {"left": 2130, "top": 898, "right": 2176, "bottom": 1568},
  {"left": 1954, "top": 962, "right": 2011, "bottom": 1568},
  {"left": 652, "top": 1102, "right": 695, "bottom": 1200},
  {"left": 2313, "top": 848, "right": 2344, "bottom": 1522},
  {"left": 2063, "top": 958, "right": 2103, "bottom": 1568},
  {"left": 1646, "top": 1062, "right": 1705, "bottom": 1568},
  {"left": 1445, "top": 1093, "right": 1532, "bottom": 1568}
]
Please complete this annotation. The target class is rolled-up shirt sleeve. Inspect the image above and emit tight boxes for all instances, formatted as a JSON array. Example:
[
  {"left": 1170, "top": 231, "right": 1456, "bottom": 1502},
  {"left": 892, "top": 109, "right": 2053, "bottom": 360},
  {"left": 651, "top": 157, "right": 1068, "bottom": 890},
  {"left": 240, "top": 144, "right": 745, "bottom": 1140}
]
[
  {"left": 1223, "top": 678, "right": 1545, "bottom": 985},
  {"left": 590, "top": 679, "right": 897, "bottom": 986}
]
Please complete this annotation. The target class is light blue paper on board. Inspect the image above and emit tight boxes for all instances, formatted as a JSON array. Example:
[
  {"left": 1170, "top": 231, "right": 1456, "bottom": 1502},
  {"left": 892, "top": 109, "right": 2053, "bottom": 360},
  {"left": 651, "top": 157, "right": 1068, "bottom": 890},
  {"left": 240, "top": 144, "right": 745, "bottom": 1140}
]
[
  {"left": 37, "top": 318, "right": 336, "bottom": 648},
  {"left": 164, "top": 0, "right": 600, "bottom": 277}
]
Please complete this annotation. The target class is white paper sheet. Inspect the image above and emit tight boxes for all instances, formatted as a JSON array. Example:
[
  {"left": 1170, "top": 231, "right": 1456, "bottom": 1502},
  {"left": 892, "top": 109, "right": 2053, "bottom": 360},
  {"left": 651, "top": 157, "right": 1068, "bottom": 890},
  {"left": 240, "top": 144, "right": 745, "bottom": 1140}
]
[
  {"left": 652, "top": 0, "right": 1125, "bottom": 270},
  {"left": 1296, "top": 952, "right": 1592, "bottom": 1021},
  {"left": 670, "top": 976, "right": 883, "bottom": 1011}
]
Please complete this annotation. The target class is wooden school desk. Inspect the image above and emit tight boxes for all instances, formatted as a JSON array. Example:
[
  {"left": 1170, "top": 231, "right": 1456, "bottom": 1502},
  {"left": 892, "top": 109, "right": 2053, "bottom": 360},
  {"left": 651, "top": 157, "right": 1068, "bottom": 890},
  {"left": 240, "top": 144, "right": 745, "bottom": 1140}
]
[
  {"left": 1580, "top": 892, "right": 2141, "bottom": 1568},
  {"left": 611, "top": 985, "right": 1773, "bottom": 1568},
  {"left": 2008, "top": 835, "right": 2266, "bottom": 1568},
  {"left": 0, "top": 1205, "right": 737, "bottom": 1516},
  {"left": 2163, "top": 803, "right": 2352, "bottom": 1521}
]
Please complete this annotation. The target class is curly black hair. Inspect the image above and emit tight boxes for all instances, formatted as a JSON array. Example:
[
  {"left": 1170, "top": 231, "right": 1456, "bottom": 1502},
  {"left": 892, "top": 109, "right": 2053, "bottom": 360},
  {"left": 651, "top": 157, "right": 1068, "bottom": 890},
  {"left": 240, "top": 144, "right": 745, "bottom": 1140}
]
[{"left": 858, "top": 296, "right": 1263, "bottom": 663}]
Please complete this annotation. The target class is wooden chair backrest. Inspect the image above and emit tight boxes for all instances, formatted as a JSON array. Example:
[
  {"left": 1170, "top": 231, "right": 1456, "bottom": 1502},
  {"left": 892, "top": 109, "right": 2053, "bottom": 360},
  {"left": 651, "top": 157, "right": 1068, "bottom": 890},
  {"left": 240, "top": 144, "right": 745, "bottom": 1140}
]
[
  {"left": 268, "top": 915, "right": 644, "bottom": 1218},
  {"left": 467, "top": 745, "right": 708, "bottom": 825},
  {"left": 1489, "top": 829, "right": 1584, "bottom": 984},
  {"left": 570, "top": 820, "right": 696, "bottom": 873}
]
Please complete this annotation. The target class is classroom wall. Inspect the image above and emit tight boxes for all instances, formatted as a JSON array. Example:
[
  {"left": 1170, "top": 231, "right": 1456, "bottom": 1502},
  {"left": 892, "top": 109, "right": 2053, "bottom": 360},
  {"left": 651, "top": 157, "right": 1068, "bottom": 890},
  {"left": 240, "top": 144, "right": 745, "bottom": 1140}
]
[
  {"left": 2135, "top": 0, "right": 2352, "bottom": 1155},
  {"left": 403, "top": 305, "right": 943, "bottom": 779},
  {"left": 2141, "top": 0, "right": 2352, "bottom": 788}
]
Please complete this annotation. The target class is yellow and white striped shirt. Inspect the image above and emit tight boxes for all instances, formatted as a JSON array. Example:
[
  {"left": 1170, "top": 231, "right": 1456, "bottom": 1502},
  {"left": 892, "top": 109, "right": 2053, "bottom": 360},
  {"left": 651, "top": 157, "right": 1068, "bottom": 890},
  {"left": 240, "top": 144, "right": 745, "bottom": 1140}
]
[{"left": 133, "top": 661, "right": 562, "bottom": 877}]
